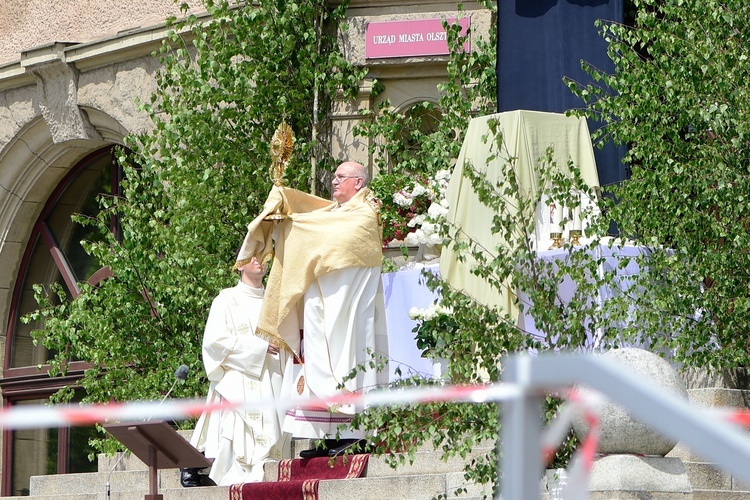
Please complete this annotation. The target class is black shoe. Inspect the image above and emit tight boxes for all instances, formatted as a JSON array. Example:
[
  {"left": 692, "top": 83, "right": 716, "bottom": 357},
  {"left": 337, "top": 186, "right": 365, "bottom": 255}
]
[
  {"left": 299, "top": 446, "right": 329, "bottom": 459},
  {"left": 200, "top": 474, "right": 216, "bottom": 487},
  {"left": 328, "top": 439, "right": 368, "bottom": 457},
  {"left": 180, "top": 468, "right": 203, "bottom": 487},
  {"left": 299, "top": 439, "right": 339, "bottom": 459}
]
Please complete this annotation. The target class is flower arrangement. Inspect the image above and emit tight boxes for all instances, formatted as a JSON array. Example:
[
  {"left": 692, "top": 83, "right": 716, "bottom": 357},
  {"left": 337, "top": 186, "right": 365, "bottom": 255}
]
[
  {"left": 371, "top": 169, "right": 451, "bottom": 249},
  {"left": 408, "top": 302, "right": 455, "bottom": 357},
  {"left": 402, "top": 169, "right": 451, "bottom": 248}
]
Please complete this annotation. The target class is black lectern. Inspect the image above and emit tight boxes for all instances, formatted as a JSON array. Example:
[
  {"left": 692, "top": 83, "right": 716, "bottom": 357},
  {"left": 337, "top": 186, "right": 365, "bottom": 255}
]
[{"left": 104, "top": 420, "right": 211, "bottom": 500}]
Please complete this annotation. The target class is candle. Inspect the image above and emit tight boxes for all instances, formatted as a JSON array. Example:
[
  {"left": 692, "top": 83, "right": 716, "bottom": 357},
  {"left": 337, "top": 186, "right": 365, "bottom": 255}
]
[
  {"left": 550, "top": 200, "right": 562, "bottom": 234},
  {"left": 572, "top": 203, "right": 582, "bottom": 231}
]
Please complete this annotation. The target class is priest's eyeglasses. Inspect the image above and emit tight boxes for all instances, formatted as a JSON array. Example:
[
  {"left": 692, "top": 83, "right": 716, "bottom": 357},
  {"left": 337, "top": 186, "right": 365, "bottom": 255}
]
[{"left": 332, "top": 175, "right": 361, "bottom": 183}]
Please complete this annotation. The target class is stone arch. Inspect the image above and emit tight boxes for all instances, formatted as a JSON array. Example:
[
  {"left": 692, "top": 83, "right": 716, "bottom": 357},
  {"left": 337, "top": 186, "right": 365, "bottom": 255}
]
[
  {"left": 81, "top": 106, "right": 130, "bottom": 144},
  {"left": 393, "top": 95, "right": 440, "bottom": 113},
  {"left": 0, "top": 107, "right": 129, "bottom": 351}
]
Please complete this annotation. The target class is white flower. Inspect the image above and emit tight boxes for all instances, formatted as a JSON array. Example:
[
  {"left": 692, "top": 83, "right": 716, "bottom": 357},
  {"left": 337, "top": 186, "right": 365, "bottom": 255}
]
[
  {"left": 393, "top": 191, "right": 413, "bottom": 207},
  {"left": 421, "top": 222, "right": 436, "bottom": 236},
  {"left": 409, "top": 303, "right": 450, "bottom": 322},
  {"left": 437, "top": 305, "right": 453, "bottom": 315},
  {"left": 411, "top": 183, "right": 430, "bottom": 198},
  {"left": 427, "top": 232, "right": 444, "bottom": 246},
  {"left": 421, "top": 303, "right": 440, "bottom": 320},
  {"left": 407, "top": 213, "right": 426, "bottom": 228},
  {"left": 427, "top": 203, "right": 448, "bottom": 218},
  {"left": 404, "top": 231, "right": 422, "bottom": 246},
  {"left": 435, "top": 169, "right": 451, "bottom": 181}
]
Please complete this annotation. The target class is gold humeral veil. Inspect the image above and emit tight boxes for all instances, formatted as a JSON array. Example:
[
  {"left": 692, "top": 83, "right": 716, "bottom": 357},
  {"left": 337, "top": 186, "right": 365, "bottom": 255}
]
[{"left": 235, "top": 186, "right": 382, "bottom": 360}]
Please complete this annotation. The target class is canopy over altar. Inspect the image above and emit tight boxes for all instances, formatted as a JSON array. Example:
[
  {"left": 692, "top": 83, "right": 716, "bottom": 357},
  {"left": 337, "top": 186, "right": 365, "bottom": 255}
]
[{"left": 439, "top": 110, "right": 601, "bottom": 319}]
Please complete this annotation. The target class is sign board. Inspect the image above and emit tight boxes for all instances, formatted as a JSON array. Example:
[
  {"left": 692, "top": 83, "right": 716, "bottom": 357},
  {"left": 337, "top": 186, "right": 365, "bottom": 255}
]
[{"left": 365, "top": 18, "right": 471, "bottom": 59}]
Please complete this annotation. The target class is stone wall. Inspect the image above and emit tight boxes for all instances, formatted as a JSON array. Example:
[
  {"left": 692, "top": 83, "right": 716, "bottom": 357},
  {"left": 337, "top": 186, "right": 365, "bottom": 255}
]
[{"left": 0, "top": 0, "right": 203, "bottom": 65}]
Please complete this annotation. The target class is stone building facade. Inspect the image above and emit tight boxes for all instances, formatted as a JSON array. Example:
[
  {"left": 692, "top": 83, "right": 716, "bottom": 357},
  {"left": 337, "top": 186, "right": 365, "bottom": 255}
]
[{"left": 0, "top": 0, "right": 492, "bottom": 495}]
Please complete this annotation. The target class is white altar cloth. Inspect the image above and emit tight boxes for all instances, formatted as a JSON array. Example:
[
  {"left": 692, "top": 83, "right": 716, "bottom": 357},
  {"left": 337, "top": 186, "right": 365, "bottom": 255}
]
[
  {"left": 517, "top": 239, "right": 648, "bottom": 349},
  {"left": 381, "top": 266, "right": 441, "bottom": 381}
]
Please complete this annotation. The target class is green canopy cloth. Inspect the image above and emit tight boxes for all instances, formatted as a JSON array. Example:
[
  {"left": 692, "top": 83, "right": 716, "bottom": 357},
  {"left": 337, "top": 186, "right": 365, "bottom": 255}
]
[{"left": 439, "top": 110, "right": 601, "bottom": 319}]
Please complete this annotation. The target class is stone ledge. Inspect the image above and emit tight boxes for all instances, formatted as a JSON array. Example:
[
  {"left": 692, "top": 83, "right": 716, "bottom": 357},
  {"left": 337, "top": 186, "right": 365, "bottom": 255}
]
[
  {"left": 682, "top": 367, "right": 750, "bottom": 391},
  {"left": 588, "top": 455, "right": 692, "bottom": 494}
]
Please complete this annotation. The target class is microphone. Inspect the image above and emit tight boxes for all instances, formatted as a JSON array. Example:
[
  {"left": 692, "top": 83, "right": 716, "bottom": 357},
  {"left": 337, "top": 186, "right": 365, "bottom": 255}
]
[
  {"left": 175, "top": 364, "right": 189, "bottom": 382},
  {"left": 149, "top": 364, "right": 190, "bottom": 418},
  {"left": 164, "top": 364, "right": 190, "bottom": 401},
  {"left": 106, "top": 364, "right": 190, "bottom": 498}
]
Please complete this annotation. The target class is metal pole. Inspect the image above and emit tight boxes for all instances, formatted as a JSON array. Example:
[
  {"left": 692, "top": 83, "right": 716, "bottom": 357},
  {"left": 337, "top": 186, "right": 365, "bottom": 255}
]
[{"left": 499, "top": 355, "right": 543, "bottom": 499}]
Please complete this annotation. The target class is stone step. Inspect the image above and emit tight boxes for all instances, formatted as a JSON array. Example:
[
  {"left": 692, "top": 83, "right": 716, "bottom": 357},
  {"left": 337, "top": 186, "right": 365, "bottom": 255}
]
[
  {"left": 692, "top": 491, "right": 750, "bottom": 499},
  {"left": 11, "top": 473, "right": 485, "bottom": 500},
  {"left": 30, "top": 469, "right": 184, "bottom": 497},
  {"left": 684, "top": 461, "right": 750, "bottom": 491},
  {"left": 97, "top": 438, "right": 490, "bottom": 477},
  {"left": 2, "top": 487, "right": 232, "bottom": 500},
  {"left": 316, "top": 472, "right": 486, "bottom": 500},
  {"left": 545, "top": 489, "right": 750, "bottom": 500},
  {"left": 29, "top": 443, "right": 487, "bottom": 497},
  {"left": 23, "top": 467, "right": 484, "bottom": 500}
]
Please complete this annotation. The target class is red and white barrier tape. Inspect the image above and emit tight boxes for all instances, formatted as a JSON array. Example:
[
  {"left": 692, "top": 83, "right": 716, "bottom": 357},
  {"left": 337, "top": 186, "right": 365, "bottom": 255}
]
[
  {"left": 0, "top": 382, "right": 522, "bottom": 430},
  {"left": 8, "top": 378, "right": 750, "bottom": 500}
]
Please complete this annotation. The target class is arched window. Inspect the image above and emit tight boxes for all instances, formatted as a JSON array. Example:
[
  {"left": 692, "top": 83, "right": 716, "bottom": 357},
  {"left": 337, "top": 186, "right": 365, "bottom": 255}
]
[
  {"left": 2, "top": 146, "right": 121, "bottom": 496},
  {"left": 396, "top": 102, "right": 444, "bottom": 157},
  {"left": 384, "top": 100, "right": 452, "bottom": 174}
]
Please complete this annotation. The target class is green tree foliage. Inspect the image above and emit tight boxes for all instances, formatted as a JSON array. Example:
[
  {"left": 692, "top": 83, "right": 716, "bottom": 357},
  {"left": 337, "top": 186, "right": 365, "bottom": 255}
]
[
  {"left": 26, "top": 0, "right": 364, "bottom": 455},
  {"left": 569, "top": 0, "right": 750, "bottom": 369}
]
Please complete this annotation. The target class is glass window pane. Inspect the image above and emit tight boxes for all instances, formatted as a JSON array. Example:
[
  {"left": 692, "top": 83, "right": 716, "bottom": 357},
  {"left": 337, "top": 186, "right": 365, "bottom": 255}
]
[
  {"left": 11, "top": 399, "right": 57, "bottom": 496},
  {"left": 67, "top": 425, "right": 98, "bottom": 474},
  {"left": 10, "top": 235, "right": 68, "bottom": 368},
  {"left": 67, "top": 391, "right": 98, "bottom": 474},
  {"left": 47, "top": 154, "right": 113, "bottom": 282}
]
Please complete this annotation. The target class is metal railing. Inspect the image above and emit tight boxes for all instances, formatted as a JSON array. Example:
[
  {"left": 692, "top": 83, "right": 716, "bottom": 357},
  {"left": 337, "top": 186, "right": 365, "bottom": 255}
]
[{"left": 499, "top": 353, "right": 750, "bottom": 499}]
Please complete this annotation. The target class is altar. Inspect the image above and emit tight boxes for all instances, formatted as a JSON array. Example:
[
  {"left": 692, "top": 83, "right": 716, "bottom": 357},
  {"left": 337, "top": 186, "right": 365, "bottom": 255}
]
[
  {"left": 516, "top": 240, "right": 648, "bottom": 349},
  {"left": 381, "top": 265, "right": 440, "bottom": 381}
]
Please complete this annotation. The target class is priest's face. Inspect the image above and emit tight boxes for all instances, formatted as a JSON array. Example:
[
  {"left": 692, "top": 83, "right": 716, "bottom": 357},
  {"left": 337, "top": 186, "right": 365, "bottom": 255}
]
[
  {"left": 240, "top": 257, "right": 266, "bottom": 284},
  {"left": 332, "top": 162, "right": 364, "bottom": 204}
]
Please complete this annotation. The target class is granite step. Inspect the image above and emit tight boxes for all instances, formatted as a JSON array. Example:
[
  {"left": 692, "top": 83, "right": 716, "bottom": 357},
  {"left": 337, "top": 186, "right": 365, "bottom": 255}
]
[
  {"left": 22, "top": 437, "right": 491, "bottom": 499},
  {"left": 683, "top": 461, "right": 750, "bottom": 492},
  {"left": 30, "top": 449, "right": 482, "bottom": 496},
  {"left": 20, "top": 468, "right": 484, "bottom": 500},
  {"left": 10, "top": 473, "right": 486, "bottom": 500},
  {"left": 691, "top": 492, "right": 750, "bottom": 500}
]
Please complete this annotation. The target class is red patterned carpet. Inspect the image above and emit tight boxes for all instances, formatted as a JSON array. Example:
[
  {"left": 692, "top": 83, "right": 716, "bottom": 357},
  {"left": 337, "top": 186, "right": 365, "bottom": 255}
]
[{"left": 229, "top": 454, "right": 369, "bottom": 500}]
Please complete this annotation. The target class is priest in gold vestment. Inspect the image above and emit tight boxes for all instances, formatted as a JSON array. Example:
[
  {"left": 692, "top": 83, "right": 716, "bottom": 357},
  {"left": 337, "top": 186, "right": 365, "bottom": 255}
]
[{"left": 235, "top": 161, "right": 389, "bottom": 458}]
